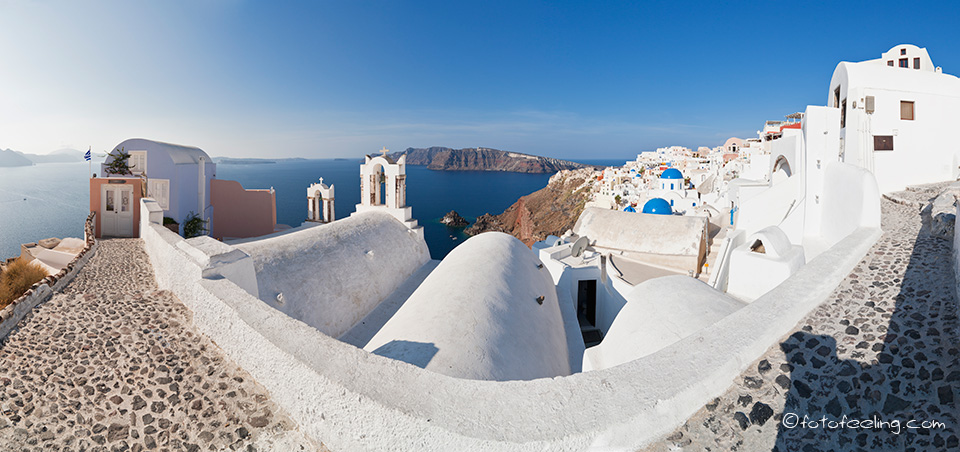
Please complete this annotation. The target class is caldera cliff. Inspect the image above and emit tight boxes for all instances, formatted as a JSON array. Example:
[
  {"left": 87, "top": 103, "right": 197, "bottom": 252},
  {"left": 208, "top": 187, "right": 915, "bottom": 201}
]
[
  {"left": 465, "top": 168, "right": 598, "bottom": 246},
  {"left": 390, "top": 147, "right": 596, "bottom": 173}
]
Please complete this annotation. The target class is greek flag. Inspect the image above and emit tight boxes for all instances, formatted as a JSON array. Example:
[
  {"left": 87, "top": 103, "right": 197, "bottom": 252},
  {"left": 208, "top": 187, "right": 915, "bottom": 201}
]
[{"left": 84, "top": 148, "right": 92, "bottom": 161}]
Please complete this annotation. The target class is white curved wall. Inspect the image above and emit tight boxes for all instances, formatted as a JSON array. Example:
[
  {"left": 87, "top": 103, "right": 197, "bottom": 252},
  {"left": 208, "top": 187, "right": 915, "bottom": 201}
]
[
  {"left": 364, "top": 232, "right": 572, "bottom": 381},
  {"left": 583, "top": 276, "right": 745, "bottom": 371},
  {"left": 819, "top": 162, "right": 882, "bottom": 246},
  {"left": 140, "top": 198, "right": 882, "bottom": 451},
  {"left": 236, "top": 211, "right": 430, "bottom": 338}
]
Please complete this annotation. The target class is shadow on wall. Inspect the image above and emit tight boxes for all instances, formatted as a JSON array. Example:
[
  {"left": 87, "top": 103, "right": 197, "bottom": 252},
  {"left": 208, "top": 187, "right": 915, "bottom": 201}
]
[
  {"left": 371, "top": 340, "right": 440, "bottom": 370},
  {"left": 773, "top": 219, "right": 959, "bottom": 450}
]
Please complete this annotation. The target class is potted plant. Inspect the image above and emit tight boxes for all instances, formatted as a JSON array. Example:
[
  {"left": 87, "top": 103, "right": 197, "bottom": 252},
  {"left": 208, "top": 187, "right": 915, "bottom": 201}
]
[{"left": 104, "top": 147, "right": 132, "bottom": 176}]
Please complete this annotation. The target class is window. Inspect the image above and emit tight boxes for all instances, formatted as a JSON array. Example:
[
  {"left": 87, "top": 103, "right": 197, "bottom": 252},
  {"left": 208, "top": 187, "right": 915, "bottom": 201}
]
[
  {"left": 148, "top": 179, "right": 170, "bottom": 210},
  {"left": 841, "top": 99, "right": 846, "bottom": 128},
  {"left": 901, "top": 101, "right": 914, "bottom": 120},
  {"left": 129, "top": 151, "right": 147, "bottom": 175},
  {"left": 874, "top": 135, "right": 894, "bottom": 151},
  {"left": 899, "top": 58, "right": 909, "bottom": 68},
  {"left": 887, "top": 60, "right": 894, "bottom": 67},
  {"left": 900, "top": 48, "right": 907, "bottom": 55},
  {"left": 914, "top": 57, "right": 920, "bottom": 69}
]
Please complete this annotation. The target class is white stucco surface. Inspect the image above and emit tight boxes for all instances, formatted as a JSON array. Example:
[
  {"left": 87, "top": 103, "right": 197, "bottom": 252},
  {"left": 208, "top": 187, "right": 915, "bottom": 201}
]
[
  {"left": 339, "top": 259, "right": 440, "bottom": 348},
  {"left": 364, "top": 232, "right": 572, "bottom": 381},
  {"left": 829, "top": 50, "right": 960, "bottom": 194},
  {"left": 726, "top": 226, "right": 806, "bottom": 302},
  {"left": 573, "top": 207, "right": 706, "bottom": 257},
  {"left": 583, "top": 275, "right": 746, "bottom": 371},
  {"left": 235, "top": 211, "right": 430, "bottom": 338},
  {"left": 140, "top": 192, "right": 881, "bottom": 450}
]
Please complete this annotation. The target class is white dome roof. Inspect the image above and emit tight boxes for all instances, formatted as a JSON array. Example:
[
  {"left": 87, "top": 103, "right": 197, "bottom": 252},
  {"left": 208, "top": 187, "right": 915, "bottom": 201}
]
[{"left": 364, "top": 232, "right": 573, "bottom": 381}]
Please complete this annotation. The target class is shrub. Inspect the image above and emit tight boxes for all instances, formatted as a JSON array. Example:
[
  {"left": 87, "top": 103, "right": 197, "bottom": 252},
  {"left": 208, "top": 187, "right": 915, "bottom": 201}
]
[
  {"left": 0, "top": 259, "right": 48, "bottom": 309},
  {"left": 162, "top": 216, "right": 177, "bottom": 225},
  {"left": 182, "top": 211, "right": 208, "bottom": 238},
  {"left": 104, "top": 147, "right": 132, "bottom": 176}
]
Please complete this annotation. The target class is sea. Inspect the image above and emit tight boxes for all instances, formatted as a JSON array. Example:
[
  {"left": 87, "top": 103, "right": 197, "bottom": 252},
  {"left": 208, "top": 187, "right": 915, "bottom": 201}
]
[{"left": 0, "top": 158, "right": 627, "bottom": 261}]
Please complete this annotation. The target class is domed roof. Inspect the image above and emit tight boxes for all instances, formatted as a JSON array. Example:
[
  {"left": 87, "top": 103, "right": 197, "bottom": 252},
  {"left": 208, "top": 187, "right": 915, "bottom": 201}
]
[
  {"left": 642, "top": 198, "right": 673, "bottom": 215},
  {"left": 623, "top": 205, "right": 636, "bottom": 213},
  {"left": 660, "top": 168, "right": 683, "bottom": 179}
]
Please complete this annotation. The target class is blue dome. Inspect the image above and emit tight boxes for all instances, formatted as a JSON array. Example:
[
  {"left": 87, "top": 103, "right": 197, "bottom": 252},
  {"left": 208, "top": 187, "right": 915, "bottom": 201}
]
[
  {"left": 623, "top": 205, "right": 636, "bottom": 213},
  {"left": 660, "top": 168, "right": 683, "bottom": 179},
  {"left": 642, "top": 198, "right": 673, "bottom": 215}
]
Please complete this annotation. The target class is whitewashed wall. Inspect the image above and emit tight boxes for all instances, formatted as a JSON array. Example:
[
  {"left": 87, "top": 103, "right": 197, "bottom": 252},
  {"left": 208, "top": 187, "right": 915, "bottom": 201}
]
[{"left": 139, "top": 197, "right": 882, "bottom": 451}]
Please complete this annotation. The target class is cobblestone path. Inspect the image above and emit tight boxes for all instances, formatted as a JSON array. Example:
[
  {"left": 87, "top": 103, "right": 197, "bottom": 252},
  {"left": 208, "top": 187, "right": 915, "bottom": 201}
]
[
  {"left": 0, "top": 239, "right": 318, "bottom": 451},
  {"left": 644, "top": 198, "right": 960, "bottom": 451}
]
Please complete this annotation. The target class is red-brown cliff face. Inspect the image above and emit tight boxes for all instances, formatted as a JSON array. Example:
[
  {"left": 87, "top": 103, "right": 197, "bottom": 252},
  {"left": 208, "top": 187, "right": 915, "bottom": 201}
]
[{"left": 465, "top": 168, "right": 597, "bottom": 246}]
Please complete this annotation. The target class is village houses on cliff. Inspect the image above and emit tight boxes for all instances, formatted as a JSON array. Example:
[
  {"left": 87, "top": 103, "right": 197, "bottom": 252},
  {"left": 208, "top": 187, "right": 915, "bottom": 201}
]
[{"left": 52, "top": 44, "right": 960, "bottom": 451}]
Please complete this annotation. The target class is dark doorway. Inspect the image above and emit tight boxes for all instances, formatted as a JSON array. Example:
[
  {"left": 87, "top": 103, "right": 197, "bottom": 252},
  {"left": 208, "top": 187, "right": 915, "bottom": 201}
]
[{"left": 577, "top": 279, "right": 597, "bottom": 327}]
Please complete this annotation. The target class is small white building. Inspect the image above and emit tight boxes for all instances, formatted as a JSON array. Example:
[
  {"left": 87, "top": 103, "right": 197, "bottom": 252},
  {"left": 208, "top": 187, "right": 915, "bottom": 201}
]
[
  {"left": 353, "top": 149, "right": 421, "bottom": 236},
  {"left": 829, "top": 44, "right": 960, "bottom": 193},
  {"left": 306, "top": 178, "right": 335, "bottom": 223}
]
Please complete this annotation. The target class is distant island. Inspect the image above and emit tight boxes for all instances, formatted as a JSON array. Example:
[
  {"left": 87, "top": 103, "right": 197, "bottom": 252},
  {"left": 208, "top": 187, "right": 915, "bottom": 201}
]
[
  {"left": 0, "top": 149, "right": 33, "bottom": 167},
  {"left": 0, "top": 148, "right": 85, "bottom": 167},
  {"left": 387, "top": 147, "right": 599, "bottom": 173}
]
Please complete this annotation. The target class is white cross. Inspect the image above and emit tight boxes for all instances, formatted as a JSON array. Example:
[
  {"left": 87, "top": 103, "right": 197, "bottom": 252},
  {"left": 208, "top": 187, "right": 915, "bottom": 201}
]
[
  {"left": 318, "top": 177, "right": 324, "bottom": 185},
  {"left": 380, "top": 146, "right": 389, "bottom": 156}
]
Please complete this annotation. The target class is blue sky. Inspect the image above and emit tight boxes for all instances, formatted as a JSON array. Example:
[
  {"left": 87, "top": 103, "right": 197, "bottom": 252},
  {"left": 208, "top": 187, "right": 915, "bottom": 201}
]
[{"left": 2, "top": 1, "right": 958, "bottom": 159}]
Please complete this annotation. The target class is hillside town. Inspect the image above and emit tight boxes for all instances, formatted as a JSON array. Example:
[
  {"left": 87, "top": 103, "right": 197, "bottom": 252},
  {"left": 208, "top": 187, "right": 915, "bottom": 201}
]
[{"left": 0, "top": 44, "right": 958, "bottom": 451}]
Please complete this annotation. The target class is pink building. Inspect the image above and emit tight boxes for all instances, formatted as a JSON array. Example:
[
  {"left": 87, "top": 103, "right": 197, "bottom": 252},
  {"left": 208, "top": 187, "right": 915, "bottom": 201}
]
[
  {"left": 210, "top": 179, "right": 278, "bottom": 240},
  {"left": 89, "top": 138, "right": 279, "bottom": 240}
]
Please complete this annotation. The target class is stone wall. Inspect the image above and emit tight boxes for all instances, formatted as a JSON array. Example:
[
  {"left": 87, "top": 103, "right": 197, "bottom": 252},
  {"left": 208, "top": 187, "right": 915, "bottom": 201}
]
[
  {"left": 138, "top": 196, "right": 882, "bottom": 451},
  {"left": 954, "top": 197, "right": 960, "bottom": 314},
  {"left": 0, "top": 212, "right": 99, "bottom": 340}
]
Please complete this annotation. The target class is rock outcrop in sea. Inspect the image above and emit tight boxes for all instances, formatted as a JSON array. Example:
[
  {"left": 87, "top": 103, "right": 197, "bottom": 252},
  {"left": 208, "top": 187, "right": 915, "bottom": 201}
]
[
  {"left": 466, "top": 168, "right": 598, "bottom": 245},
  {"left": 440, "top": 210, "right": 469, "bottom": 227}
]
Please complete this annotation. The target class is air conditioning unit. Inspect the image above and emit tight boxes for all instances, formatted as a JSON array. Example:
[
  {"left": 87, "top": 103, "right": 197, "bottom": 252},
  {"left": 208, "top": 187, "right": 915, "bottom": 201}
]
[{"left": 865, "top": 96, "right": 875, "bottom": 114}]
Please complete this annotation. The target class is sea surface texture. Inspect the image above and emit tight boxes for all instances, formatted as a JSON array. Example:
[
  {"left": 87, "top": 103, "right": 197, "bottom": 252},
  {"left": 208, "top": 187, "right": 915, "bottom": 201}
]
[{"left": 0, "top": 158, "right": 622, "bottom": 260}]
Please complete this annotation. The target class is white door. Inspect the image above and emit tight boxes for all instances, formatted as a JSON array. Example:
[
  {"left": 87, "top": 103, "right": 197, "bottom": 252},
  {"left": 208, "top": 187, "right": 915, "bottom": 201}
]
[{"left": 101, "top": 185, "right": 134, "bottom": 237}]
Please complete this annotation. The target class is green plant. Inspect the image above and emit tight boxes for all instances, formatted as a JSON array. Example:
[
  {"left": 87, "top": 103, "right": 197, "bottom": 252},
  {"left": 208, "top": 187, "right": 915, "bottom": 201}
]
[
  {"left": 163, "top": 217, "right": 177, "bottom": 225},
  {"left": 0, "top": 258, "right": 48, "bottom": 308},
  {"left": 182, "top": 211, "right": 208, "bottom": 238},
  {"left": 614, "top": 194, "right": 622, "bottom": 205},
  {"left": 104, "top": 147, "right": 132, "bottom": 176}
]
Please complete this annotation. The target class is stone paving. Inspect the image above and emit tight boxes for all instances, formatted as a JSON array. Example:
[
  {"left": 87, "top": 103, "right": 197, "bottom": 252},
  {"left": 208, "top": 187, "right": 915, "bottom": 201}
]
[
  {"left": 0, "top": 239, "right": 319, "bottom": 451},
  {"left": 643, "top": 196, "right": 960, "bottom": 451}
]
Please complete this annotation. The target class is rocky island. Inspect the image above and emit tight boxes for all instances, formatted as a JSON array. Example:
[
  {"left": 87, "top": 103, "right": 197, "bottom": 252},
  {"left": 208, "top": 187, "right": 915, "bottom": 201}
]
[
  {"left": 466, "top": 168, "right": 598, "bottom": 245},
  {"left": 440, "top": 210, "right": 469, "bottom": 227},
  {"left": 389, "top": 146, "right": 598, "bottom": 173}
]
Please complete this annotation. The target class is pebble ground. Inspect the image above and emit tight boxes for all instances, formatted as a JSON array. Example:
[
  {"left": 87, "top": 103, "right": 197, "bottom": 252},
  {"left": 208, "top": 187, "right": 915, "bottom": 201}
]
[
  {"left": 0, "top": 239, "right": 319, "bottom": 451},
  {"left": 643, "top": 196, "right": 959, "bottom": 451}
]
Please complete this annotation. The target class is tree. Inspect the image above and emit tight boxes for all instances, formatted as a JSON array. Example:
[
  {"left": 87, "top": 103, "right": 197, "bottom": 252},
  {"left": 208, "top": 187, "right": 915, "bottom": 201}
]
[
  {"left": 104, "top": 147, "right": 132, "bottom": 176},
  {"left": 614, "top": 194, "right": 622, "bottom": 206}
]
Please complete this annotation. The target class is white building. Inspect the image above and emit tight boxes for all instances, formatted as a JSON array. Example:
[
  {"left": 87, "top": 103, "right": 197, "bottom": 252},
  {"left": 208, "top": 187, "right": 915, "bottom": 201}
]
[{"left": 830, "top": 44, "right": 960, "bottom": 193}]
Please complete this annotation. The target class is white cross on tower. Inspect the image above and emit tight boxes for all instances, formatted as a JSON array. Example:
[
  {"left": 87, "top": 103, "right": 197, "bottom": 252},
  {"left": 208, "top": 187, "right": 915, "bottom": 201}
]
[
  {"left": 318, "top": 177, "right": 324, "bottom": 185},
  {"left": 380, "top": 146, "right": 389, "bottom": 156}
]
